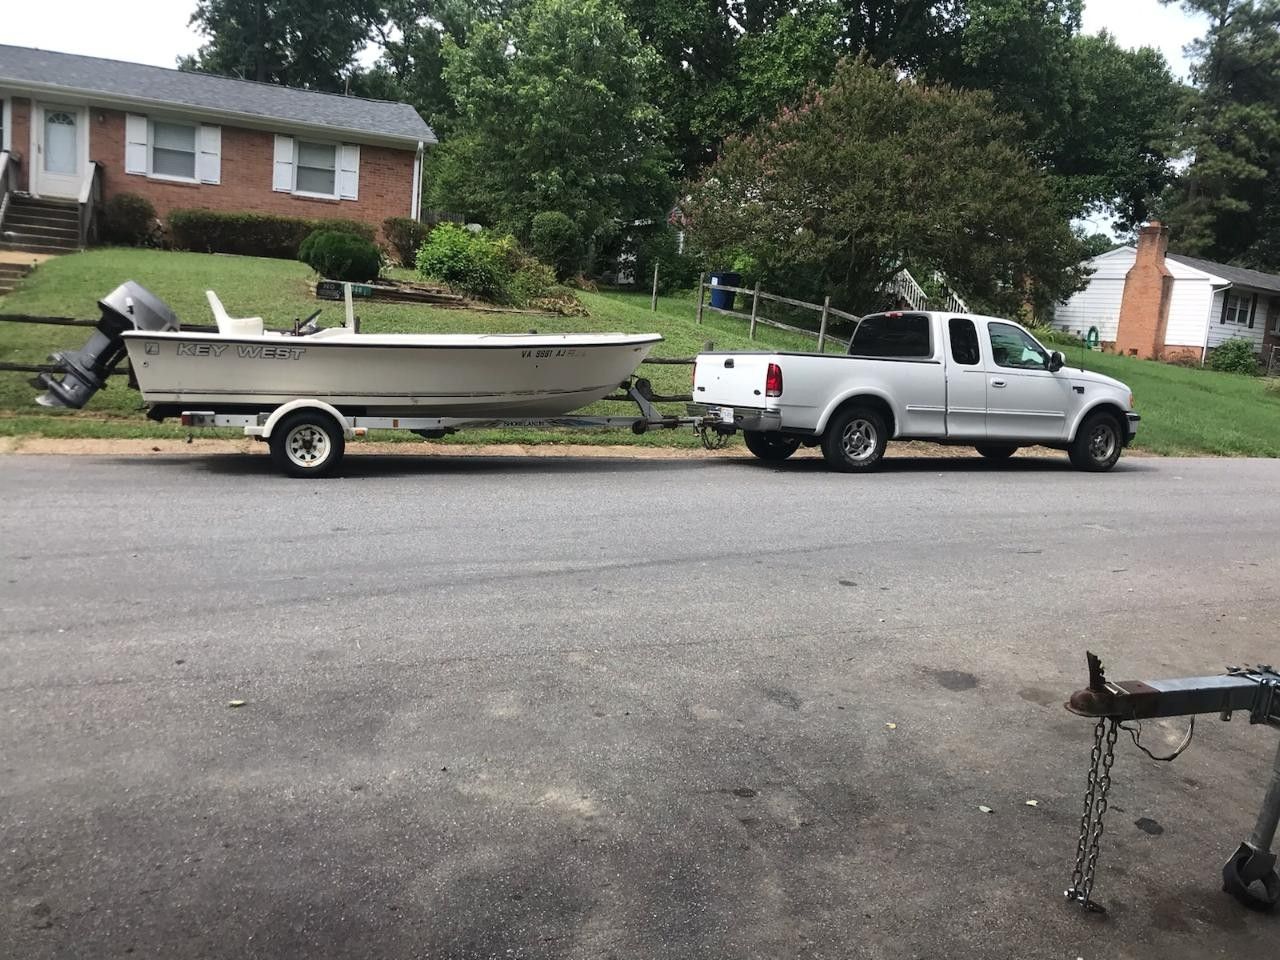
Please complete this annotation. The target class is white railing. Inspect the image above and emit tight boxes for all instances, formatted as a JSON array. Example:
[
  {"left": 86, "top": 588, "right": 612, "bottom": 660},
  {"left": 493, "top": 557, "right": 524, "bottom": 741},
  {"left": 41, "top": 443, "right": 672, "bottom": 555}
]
[
  {"left": 77, "top": 161, "right": 102, "bottom": 248},
  {"left": 0, "top": 150, "right": 13, "bottom": 235},
  {"left": 885, "top": 268, "right": 972, "bottom": 314}
]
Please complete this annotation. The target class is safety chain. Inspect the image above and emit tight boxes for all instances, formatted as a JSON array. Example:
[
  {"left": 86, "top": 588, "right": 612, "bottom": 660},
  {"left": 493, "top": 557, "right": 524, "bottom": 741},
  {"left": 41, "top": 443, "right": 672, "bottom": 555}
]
[
  {"left": 697, "top": 424, "right": 730, "bottom": 450},
  {"left": 1065, "top": 717, "right": 1119, "bottom": 912}
]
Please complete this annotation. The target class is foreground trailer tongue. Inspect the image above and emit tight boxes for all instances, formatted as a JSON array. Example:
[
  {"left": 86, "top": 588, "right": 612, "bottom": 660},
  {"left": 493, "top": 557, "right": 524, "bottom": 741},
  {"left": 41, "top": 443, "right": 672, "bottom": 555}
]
[{"left": 34, "top": 281, "right": 180, "bottom": 409}]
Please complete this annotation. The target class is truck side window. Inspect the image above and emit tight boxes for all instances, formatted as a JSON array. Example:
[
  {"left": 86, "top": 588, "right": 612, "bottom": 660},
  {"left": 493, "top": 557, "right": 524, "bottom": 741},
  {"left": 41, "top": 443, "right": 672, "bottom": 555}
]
[
  {"left": 988, "top": 322, "right": 1050, "bottom": 370},
  {"left": 948, "top": 318, "right": 980, "bottom": 365},
  {"left": 849, "top": 313, "right": 931, "bottom": 358}
]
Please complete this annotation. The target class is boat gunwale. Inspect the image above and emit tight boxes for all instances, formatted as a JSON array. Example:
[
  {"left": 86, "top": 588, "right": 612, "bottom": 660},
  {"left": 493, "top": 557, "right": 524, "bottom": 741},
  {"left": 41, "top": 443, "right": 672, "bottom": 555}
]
[{"left": 121, "top": 331, "right": 665, "bottom": 350}]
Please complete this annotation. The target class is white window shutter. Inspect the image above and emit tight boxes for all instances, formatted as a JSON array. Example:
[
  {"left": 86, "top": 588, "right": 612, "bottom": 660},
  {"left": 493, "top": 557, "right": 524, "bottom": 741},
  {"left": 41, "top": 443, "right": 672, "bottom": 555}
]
[
  {"left": 197, "top": 125, "right": 221, "bottom": 184},
  {"left": 272, "top": 135, "right": 294, "bottom": 192},
  {"left": 125, "top": 114, "right": 148, "bottom": 175},
  {"left": 338, "top": 144, "right": 360, "bottom": 200}
]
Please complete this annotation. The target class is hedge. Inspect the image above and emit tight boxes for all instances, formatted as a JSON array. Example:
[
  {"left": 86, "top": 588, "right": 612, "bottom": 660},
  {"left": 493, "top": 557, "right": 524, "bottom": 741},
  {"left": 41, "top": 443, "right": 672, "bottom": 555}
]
[
  {"left": 167, "top": 210, "right": 375, "bottom": 259},
  {"left": 299, "top": 230, "right": 382, "bottom": 283},
  {"left": 383, "top": 216, "right": 431, "bottom": 268},
  {"left": 102, "top": 193, "right": 157, "bottom": 247}
]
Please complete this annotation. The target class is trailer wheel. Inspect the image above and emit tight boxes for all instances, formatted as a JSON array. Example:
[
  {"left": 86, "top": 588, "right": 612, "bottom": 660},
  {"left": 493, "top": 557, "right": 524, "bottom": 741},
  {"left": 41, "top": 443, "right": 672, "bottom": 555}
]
[
  {"left": 821, "top": 406, "right": 888, "bottom": 472},
  {"left": 269, "top": 410, "right": 345, "bottom": 478},
  {"left": 743, "top": 430, "right": 801, "bottom": 462}
]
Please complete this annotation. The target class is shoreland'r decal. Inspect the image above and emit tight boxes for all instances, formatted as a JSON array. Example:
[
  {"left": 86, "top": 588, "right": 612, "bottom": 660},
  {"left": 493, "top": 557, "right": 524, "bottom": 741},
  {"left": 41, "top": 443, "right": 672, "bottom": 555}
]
[{"left": 176, "top": 343, "right": 306, "bottom": 360}]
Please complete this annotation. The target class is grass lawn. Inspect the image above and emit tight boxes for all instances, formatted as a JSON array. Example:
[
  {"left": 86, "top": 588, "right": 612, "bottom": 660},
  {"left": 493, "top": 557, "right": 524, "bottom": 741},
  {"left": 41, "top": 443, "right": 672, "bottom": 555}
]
[{"left": 2, "top": 247, "right": 1278, "bottom": 455}]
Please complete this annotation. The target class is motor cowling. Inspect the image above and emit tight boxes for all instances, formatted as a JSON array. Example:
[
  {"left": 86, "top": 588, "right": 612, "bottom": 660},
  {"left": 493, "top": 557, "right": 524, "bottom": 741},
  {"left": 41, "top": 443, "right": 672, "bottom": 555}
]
[{"left": 35, "top": 281, "right": 180, "bottom": 409}]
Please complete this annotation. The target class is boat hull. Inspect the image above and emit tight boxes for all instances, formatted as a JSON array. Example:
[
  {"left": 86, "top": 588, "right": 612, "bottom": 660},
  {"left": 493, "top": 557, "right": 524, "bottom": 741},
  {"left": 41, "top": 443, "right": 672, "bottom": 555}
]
[{"left": 122, "top": 331, "right": 661, "bottom": 417}]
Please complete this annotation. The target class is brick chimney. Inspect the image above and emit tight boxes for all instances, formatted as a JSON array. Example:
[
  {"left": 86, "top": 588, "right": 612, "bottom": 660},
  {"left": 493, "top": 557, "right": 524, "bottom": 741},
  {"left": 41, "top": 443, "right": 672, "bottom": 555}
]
[{"left": 1114, "top": 222, "right": 1173, "bottom": 359}]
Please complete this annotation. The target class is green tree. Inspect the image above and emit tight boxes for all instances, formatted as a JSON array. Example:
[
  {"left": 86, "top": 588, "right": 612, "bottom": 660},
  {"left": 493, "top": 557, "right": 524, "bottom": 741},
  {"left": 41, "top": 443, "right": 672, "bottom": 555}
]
[
  {"left": 1160, "top": 0, "right": 1280, "bottom": 267},
  {"left": 185, "top": 0, "right": 386, "bottom": 90},
  {"left": 684, "top": 57, "right": 1086, "bottom": 314},
  {"left": 428, "top": 0, "right": 671, "bottom": 239}
]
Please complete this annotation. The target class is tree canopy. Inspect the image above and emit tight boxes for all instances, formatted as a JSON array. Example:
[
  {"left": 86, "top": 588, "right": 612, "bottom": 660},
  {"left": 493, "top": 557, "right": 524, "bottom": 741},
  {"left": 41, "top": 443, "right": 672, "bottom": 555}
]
[{"left": 685, "top": 58, "right": 1086, "bottom": 314}]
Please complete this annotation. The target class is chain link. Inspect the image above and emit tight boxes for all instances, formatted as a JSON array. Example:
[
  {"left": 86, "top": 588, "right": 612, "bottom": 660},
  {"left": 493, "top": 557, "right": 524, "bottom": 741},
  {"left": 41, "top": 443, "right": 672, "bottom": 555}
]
[{"left": 1066, "top": 717, "right": 1118, "bottom": 911}]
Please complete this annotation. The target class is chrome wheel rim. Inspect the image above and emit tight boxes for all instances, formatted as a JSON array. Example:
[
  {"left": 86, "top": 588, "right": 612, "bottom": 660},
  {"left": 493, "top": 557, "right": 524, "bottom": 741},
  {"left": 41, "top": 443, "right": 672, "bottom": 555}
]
[
  {"left": 1088, "top": 423, "right": 1116, "bottom": 463},
  {"left": 840, "top": 418, "right": 878, "bottom": 462},
  {"left": 285, "top": 425, "right": 329, "bottom": 468}
]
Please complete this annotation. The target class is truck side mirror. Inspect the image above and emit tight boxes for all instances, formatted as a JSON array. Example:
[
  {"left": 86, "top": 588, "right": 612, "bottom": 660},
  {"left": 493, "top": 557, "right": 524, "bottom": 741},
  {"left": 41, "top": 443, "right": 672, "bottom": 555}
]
[{"left": 1047, "top": 350, "right": 1065, "bottom": 372}]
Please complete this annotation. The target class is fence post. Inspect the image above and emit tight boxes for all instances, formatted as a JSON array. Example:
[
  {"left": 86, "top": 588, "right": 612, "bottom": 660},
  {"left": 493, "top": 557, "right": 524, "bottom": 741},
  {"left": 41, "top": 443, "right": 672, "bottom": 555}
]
[
  {"left": 749, "top": 282, "right": 761, "bottom": 339},
  {"left": 651, "top": 263, "right": 660, "bottom": 312},
  {"left": 817, "top": 296, "right": 830, "bottom": 351},
  {"left": 696, "top": 273, "right": 705, "bottom": 325}
]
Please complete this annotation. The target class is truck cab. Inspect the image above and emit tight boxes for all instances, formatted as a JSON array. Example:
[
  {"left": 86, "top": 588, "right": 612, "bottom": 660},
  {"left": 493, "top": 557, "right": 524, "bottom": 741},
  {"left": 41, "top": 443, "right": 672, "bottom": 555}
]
[{"left": 693, "top": 311, "right": 1139, "bottom": 472}]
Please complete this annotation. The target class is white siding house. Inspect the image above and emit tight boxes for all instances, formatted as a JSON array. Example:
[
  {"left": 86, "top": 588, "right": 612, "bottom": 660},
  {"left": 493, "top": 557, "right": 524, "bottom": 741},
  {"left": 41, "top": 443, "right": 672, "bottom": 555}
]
[{"left": 1053, "top": 241, "right": 1280, "bottom": 362}]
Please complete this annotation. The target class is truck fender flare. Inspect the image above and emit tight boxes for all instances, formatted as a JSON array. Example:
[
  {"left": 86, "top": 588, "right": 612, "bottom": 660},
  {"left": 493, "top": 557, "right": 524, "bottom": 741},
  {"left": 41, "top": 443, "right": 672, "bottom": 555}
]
[
  {"left": 816, "top": 389, "right": 899, "bottom": 437},
  {"left": 1067, "top": 400, "right": 1127, "bottom": 441},
  {"left": 258, "top": 399, "right": 353, "bottom": 440}
]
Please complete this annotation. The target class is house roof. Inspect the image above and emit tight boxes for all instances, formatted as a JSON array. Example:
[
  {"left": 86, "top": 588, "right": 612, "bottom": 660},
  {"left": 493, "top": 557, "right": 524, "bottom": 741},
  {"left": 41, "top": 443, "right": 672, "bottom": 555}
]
[
  {"left": 0, "top": 44, "right": 436, "bottom": 147},
  {"left": 1166, "top": 252, "right": 1280, "bottom": 296}
]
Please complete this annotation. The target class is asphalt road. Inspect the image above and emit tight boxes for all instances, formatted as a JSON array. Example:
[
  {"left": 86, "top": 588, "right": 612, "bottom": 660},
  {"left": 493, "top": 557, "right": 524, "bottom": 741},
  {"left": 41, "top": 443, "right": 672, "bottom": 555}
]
[{"left": 2, "top": 450, "right": 1279, "bottom": 960}]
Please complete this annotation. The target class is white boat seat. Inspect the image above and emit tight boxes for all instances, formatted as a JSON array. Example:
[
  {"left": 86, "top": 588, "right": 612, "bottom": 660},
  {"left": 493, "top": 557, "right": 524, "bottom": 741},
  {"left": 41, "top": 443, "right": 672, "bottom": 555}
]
[{"left": 206, "top": 290, "right": 264, "bottom": 338}]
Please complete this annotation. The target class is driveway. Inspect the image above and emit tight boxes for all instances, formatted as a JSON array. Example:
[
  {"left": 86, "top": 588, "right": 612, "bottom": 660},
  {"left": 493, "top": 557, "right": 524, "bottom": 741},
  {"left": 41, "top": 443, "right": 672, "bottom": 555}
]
[{"left": 1, "top": 452, "right": 1277, "bottom": 959}]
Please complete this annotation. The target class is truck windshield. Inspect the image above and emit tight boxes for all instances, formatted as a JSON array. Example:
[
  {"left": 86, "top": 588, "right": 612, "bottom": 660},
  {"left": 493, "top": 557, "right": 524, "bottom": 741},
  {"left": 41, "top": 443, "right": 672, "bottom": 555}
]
[{"left": 848, "top": 313, "right": 931, "bottom": 358}]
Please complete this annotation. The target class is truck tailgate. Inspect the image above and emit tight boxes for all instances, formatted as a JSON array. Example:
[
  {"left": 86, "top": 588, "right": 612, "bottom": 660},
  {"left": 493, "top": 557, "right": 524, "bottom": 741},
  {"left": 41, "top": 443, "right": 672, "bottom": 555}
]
[{"left": 694, "top": 354, "right": 776, "bottom": 408}]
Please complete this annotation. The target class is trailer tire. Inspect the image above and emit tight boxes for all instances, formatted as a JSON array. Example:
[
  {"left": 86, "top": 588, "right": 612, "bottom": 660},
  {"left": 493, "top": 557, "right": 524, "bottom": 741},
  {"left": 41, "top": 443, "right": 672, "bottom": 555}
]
[
  {"left": 743, "top": 430, "right": 801, "bottom": 462},
  {"left": 821, "top": 406, "right": 888, "bottom": 473},
  {"left": 269, "top": 410, "right": 345, "bottom": 478}
]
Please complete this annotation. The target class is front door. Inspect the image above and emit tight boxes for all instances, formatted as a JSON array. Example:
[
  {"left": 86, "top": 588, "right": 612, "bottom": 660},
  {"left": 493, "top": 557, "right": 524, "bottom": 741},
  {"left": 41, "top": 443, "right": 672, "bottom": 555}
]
[
  {"left": 35, "top": 104, "right": 85, "bottom": 198},
  {"left": 983, "top": 320, "right": 1074, "bottom": 442}
]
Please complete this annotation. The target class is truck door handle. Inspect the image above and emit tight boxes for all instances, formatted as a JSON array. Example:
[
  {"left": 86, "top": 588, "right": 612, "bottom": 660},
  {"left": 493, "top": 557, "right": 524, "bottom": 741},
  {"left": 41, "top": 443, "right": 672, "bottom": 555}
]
[{"left": 991, "top": 379, "right": 1007, "bottom": 388}]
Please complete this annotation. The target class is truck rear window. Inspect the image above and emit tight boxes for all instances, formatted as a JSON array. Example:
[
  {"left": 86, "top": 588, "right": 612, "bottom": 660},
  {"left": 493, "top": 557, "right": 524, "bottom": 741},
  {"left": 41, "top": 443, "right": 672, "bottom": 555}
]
[{"left": 849, "top": 313, "right": 931, "bottom": 358}]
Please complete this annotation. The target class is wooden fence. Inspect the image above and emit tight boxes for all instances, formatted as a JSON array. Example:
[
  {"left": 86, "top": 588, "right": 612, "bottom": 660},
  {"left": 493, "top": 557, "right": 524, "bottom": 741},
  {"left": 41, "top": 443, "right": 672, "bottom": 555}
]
[{"left": 692, "top": 274, "right": 859, "bottom": 352}]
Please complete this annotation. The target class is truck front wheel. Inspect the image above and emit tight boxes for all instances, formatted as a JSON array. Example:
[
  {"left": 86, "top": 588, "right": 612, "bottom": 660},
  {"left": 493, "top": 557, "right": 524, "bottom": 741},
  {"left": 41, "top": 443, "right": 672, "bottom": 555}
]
[
  {"left": 1068, "top": 411, "right": 1123, "bottom": 472},
  {"left": 821, "top": 406, "right": 888, "bottom": 473},
  {"left": 743, "top": 430, "right": 801, "bottom": 462}
]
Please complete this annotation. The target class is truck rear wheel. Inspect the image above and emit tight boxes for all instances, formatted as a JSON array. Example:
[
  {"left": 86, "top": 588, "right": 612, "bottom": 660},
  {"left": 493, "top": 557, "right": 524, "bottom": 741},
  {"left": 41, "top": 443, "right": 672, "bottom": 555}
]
[
  {"left": 975, "top": 443, "right": 1019, "bottom": 461},
  {"left": 1068, "top": 411, "right": 1123, "bottom": 472},
  {"left": 743, "top": 430, "right": 801, "bottom": 462},
  {"left": 821, "top": 406, "right": 888, "bottom": 473},
  {"left": 269, "top": 410, "right": 345, "bottom": 479}
]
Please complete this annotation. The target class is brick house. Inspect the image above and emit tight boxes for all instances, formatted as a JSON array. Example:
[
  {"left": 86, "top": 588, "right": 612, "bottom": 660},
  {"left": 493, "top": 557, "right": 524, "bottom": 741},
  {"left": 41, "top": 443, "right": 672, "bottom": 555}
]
[
  {"left": 0, "top": 44, "right": 436, "bottom": 251},
  {"left": 1053, "top": 222, "right": 1280, "bottom": 366}
]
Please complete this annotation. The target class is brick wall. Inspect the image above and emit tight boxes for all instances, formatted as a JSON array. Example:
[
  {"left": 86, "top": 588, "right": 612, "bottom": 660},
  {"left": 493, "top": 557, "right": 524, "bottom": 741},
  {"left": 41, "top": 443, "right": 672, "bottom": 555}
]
[
  {"left": 1114, "top": 222, "right": 1174, "bottom": 359},
  {"left": 88, "top": 108, "right": 415, "bottom": 241},
  {"left": 8, "top": 97, "right": 32, "bottom": 191}
]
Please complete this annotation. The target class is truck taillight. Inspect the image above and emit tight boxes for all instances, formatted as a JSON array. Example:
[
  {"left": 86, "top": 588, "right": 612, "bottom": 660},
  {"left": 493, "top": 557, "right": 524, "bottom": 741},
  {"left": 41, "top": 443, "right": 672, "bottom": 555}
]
[{"left": 765, "top": 363, "right": 783, "bottom": 397}]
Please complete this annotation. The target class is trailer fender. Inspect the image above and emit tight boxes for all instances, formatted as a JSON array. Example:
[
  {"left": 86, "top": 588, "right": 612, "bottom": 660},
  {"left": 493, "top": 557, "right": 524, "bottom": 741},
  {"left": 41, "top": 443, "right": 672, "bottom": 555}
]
[{"left": 249, "top": 400, "right": 353, "bottom": 440}]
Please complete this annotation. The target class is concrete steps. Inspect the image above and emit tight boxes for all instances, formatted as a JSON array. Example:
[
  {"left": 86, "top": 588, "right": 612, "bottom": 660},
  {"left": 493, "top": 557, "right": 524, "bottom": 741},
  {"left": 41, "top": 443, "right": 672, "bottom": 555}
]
[
  {"left": 1, "top": 196, "right": 81, "bottom": 254},
  {"left": 0, "top": 261, "right": 34, "bottom": 295}
]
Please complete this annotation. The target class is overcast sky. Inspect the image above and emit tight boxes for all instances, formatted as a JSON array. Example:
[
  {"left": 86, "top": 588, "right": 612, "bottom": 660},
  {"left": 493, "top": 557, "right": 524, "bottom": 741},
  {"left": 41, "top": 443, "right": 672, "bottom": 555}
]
[{"left": 2, "top": 0, "right": 1209, "bottom": 79}]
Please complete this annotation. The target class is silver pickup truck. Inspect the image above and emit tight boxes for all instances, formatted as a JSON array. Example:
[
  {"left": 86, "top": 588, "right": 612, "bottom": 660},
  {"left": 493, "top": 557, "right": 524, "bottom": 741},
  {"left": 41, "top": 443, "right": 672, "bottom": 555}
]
[{"left": 693, "top": 310, "right": 1139, "bottom": 473}]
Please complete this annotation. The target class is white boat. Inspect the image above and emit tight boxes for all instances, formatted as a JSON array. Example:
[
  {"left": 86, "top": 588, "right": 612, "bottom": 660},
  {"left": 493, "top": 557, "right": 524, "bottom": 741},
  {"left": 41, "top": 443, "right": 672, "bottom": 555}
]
[{"left": 36, "top": 283, "right": 663, "bottom": 418}]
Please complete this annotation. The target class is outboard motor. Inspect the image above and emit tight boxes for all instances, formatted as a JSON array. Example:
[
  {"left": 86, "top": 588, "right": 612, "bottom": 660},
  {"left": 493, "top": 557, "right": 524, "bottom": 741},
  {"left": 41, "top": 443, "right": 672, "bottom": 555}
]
[{"left": 35, "top": 281, "right": 180, "bottom": 409}]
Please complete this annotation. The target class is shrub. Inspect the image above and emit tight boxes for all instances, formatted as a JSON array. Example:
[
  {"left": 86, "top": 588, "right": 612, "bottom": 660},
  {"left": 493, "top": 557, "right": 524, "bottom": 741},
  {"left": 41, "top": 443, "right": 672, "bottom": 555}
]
[
  {"left": 528, "top": 211, "right": 582, "bottom": 279},
  {"left": 383, "top": 217, "right": 431, "bottom": 268},
  {"left": 511, "top": 259, "right": 557, "bottom": 304},
  {"left": 415, "top": 224, "right": 509, "bottom": 300},
  {"left": 1208, "top": 338, "right": 1260, "bottom": 375},
  {"left": 633, "top": 226, "right": 698, "bottom": 293},
  {"left": 298, "top": 230, "right": 381, "bottom": 282},
  {"left": 102, "top": 193, "right": 157, "bottom": 246},
  {"left": 168, "top": 210, "right": 374, "bottom": 259}
]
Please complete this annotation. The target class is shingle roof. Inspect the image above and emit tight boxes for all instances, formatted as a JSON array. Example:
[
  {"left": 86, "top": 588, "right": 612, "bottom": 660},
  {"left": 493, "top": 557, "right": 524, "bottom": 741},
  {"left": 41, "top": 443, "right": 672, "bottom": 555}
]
[
  {"left": 1166, "top": 252, "right": 1280, "bottom": 295},
  {"left": 0, "top": 44, "right": 436, "bottom": 146}
]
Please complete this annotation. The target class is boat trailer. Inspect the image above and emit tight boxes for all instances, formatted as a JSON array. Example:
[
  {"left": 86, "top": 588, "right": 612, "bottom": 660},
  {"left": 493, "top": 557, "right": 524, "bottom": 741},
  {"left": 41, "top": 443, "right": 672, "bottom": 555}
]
[{"left": 1064, "top": 652, "right": 1280, "bottom": 913}]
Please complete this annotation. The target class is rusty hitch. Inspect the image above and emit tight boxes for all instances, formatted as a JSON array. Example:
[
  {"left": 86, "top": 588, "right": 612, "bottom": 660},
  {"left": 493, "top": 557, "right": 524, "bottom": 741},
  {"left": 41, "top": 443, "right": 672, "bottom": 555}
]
[{"left": 1065, "top": 652, "right": 1280, "bottom": 913}]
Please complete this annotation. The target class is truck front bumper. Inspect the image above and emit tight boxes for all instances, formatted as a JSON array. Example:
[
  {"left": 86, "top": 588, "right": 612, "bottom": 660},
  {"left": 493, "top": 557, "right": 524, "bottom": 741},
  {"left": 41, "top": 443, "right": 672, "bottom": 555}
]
[
  {"left": 688, "top": 403, "right": 783, "bottom": 433},
  {"left": 1125, "top": 412, "right": 1140, "bottom": 446}
]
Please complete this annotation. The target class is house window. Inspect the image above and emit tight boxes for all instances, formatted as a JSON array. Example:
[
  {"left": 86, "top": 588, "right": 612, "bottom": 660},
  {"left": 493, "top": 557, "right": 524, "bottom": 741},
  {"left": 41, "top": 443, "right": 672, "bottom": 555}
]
[
  {"left": 295, "top": 141, "right": 337, "bottom": 196},
  {"left": 1223, "top": 291, "right": 1252, "bottom": 326},
  {"left": 151, "top": 121, "right": 197, "bottom": 180}
]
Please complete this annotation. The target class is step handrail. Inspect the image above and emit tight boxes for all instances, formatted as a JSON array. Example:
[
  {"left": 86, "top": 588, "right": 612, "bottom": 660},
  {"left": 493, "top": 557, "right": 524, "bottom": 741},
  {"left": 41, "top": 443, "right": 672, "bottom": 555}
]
[
  {"left": 77, "top": 161, "right": 102, "bottom": 249},
  {"left": 0, "top": 150, "right": 14, "bottom": 236}
]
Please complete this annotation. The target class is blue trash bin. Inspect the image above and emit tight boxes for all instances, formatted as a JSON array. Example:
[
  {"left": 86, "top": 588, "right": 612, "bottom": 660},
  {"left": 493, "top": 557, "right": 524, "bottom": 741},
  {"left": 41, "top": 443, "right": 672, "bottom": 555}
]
[{"left": 708, "top": 272, "right": 741, "bottom": 311}]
